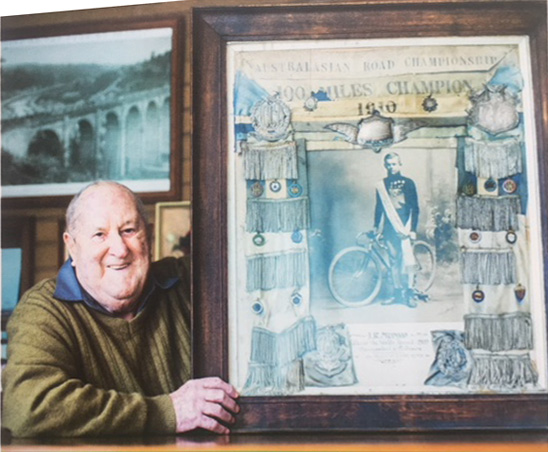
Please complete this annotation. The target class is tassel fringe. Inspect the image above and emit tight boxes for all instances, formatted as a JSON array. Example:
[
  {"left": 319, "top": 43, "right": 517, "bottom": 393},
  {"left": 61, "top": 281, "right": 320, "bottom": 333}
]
[
  {"left": 276, "top": 316, "right": 317, "bottom": 365},
  {"left": 243, "top": 141, "right": 298, "bottom": 180},
  {"left": 247, "top": 250, "right": 308, "bottom": 292},
  {"left": 242, "top": 360, "right": 304, "bottom": 396},
  {"left": 464, "top": 313, "right": 533, "bottom": 351},
  {"left": 248, "top": 327, "right": 277, "bottom": 365},
  {"left": 243, "top": 317, "right": 316, "bottom": 395},
  {"left": 456, "top": 196, "right": 521, "bottom": 231},
  {"left": 246, "top": 197, "right": 310, "bottom": 233},
  {"left": 464, "top": 137, "right": 522, "bottom": 179},
  {"left": 468, "top": 353, "right": 538, "bottom": 389},
  {"left": 460, "top": 249, "right": 516, "bottom": 285},
  {"left": 249, "top": 316, "right": 316, "bottom": 365}
]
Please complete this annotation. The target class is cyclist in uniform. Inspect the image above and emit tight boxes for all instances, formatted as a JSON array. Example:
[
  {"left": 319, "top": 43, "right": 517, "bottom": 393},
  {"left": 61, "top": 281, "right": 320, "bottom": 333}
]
[{"left": 374, "top": 152, "right": 420, "bottom": 307}]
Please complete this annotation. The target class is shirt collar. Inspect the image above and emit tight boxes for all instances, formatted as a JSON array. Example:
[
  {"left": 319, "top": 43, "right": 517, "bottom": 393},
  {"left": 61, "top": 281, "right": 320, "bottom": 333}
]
[
  {"left": 54, "top": 259, "right": 84, "bottom": 302},
  {"left": 53, "top": 259, "right": 180, "bottom": 309}
]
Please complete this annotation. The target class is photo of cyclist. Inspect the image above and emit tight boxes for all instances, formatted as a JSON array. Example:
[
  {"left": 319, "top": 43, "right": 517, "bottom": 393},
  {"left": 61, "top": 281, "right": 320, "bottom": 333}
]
[{"left": 374, "top": 152, "right": 420, "bottom": 307}]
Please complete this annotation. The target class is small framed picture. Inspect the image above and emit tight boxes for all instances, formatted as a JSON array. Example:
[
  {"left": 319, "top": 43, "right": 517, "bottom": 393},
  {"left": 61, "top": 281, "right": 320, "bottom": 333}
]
[{"left": 154, "top": 201, "right": 191, "bottom": 261}]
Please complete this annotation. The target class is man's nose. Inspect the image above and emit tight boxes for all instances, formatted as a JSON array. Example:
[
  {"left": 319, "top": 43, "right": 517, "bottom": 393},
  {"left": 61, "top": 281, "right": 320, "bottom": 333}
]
[{"left": 108, "top": 233, "right": 129, "bottom": 257}]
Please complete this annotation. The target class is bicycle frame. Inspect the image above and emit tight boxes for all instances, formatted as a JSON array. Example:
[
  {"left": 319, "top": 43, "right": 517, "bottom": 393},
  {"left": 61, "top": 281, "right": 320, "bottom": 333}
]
[
  {"left": 328, "top": 230, "right": 436, "bottom": 307},
  {"left": 356, "top": 232, "right": 392, "bottom": 275}
]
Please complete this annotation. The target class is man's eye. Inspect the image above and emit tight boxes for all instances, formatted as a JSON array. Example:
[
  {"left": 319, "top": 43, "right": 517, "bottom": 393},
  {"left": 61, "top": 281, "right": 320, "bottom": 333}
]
[
  {"left": 93, "top": 232, "right": 105, "bottom": 240},
  {"left": 122, "top": 228, "right": 136, "bottom": 236}
]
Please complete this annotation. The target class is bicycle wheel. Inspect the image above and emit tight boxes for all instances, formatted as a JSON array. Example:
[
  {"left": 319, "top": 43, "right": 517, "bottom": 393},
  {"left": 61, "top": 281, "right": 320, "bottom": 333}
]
[
  {"left": 412, "top": 241, "right": 436, "bottom": 293},
  {"left": 328, "top": 246, "right": 383, "bottom": 307}
]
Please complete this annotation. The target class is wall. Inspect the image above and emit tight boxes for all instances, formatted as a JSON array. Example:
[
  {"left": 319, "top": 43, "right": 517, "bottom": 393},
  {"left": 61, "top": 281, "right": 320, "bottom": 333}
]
[{"left": 1, "top": 0, "right": 355, "bottom": 286}]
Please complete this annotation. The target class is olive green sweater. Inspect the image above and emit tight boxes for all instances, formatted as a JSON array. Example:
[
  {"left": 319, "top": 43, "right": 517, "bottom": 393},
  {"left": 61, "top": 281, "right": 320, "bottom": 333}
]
[{"left": 2, "top": 257, "right": 191, "bottom": 437}]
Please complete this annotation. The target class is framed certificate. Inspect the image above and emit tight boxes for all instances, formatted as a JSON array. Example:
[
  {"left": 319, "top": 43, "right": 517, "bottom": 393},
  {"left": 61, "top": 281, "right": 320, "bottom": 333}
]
[{"left": 192, "top": 0, "right": 548, "bottom": 431}]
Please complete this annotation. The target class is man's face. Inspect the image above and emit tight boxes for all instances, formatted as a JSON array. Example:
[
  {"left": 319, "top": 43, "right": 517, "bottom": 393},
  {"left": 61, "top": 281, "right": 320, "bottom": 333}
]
[
  {"left": 384, "top": 157, "right": 401, "bottom": 176},
  {"left": 64, "top": 185, "right": 150, "bottom": 319}
]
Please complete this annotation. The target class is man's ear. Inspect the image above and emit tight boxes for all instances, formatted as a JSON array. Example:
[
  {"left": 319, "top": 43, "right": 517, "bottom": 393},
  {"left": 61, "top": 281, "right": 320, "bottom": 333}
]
[{"left": 63, "top": 232, "right": 76, "bottom": 265}]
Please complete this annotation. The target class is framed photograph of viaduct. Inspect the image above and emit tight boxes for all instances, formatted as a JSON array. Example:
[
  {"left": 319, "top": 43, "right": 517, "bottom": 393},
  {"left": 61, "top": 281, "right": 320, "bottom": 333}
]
[
  {"left": 1, "top": 18, "right": 183, "bottom": 207},
  {"left": 192, "top": 0, "right": 548, "bottom": 431}
]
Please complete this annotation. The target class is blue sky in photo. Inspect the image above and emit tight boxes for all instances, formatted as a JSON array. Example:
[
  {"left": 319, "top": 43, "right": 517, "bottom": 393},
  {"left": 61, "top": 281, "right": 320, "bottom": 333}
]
[{"left": 2, "top": 28, "right": 172, "bottom": 67}]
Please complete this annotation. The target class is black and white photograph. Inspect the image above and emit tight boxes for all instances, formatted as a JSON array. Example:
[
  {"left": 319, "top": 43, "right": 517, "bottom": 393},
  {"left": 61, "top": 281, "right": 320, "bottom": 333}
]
[{"left": 1, "top": 27, "right": 173, "bottom": 198}]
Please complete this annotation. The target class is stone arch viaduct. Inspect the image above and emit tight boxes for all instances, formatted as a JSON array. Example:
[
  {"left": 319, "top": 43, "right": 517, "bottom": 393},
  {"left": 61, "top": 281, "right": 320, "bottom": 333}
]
[{"left": 2, "top": 85, "right": 170, "bottom": 181}]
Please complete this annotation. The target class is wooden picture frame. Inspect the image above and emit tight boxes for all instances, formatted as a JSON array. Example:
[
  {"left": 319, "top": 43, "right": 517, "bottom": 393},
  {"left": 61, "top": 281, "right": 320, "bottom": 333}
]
[
  {"left": 193, "top": 1, "right": 548, "bottom": 432},
  {"left": 154, "top": 201, "right": 191, "bottom": 261},
  {"left": 1, "top": 17, "right": 184, "bottom": 208}
]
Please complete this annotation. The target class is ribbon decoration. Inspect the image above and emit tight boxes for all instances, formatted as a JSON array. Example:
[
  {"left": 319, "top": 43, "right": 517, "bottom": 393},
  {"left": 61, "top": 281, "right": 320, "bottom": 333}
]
[
  {"left": 243, "top": 141, "right": 298, "bottom": 180},
  {"left": 468, "top": 352, "right": 538, "bottom": 389},
  {"left": 464, "top": 312, "right": 533, "bottom": 352},
  {"left": 246, "top": 197, "right": 310, "bottom": 233},
  {"left": 464, "top": 137, "right": 522, "bottom": 179},
  {"left": 243, "top": 316, "right": 316, "bottom": 395},
  {"left": 246, "top": 250, "right": 308, "bottom": 292},
  {"left": 456, "top": 195, "right": 521, "bottom": 231},
  {"left": 460, "top": 249, "right": 517, "bottom": 285}
]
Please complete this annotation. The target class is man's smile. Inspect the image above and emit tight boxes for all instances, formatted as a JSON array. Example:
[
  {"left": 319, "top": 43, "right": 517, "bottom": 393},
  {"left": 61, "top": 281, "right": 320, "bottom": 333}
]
[{"left": 108, "top": 263, "right": 130, "bottom": 270}]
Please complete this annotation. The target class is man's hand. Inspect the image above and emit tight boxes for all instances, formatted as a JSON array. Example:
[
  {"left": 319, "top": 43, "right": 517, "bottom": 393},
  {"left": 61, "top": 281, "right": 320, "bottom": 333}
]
[
  {"left": 169, "top": 377, "right": 240, "bottom": 434},
  {"left": 398, "top": 231, "right": 417, "bottom": 240}
]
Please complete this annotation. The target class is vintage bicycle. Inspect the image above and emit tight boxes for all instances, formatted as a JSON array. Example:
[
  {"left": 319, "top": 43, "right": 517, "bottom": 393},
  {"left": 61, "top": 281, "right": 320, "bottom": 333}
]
[{"left": 328, "top": 230, "right": 436, "bottom": 307}]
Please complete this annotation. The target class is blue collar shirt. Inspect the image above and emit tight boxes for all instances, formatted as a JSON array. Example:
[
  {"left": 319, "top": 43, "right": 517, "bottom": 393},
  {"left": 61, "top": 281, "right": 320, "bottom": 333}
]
[{"left": 53, "top": 259, "right": 179, "bottom": 317}]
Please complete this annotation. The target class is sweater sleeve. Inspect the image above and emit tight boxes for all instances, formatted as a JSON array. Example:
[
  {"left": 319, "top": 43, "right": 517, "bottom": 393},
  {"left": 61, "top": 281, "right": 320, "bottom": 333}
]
[{"left": 1, "top": 280, "right": 177, "bottom": 437}]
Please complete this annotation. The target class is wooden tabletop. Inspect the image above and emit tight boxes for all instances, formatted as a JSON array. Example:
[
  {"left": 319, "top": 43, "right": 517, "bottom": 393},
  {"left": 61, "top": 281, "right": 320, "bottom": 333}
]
[{"left": 2, "top": 431, "right": 547, "bottom": 452}]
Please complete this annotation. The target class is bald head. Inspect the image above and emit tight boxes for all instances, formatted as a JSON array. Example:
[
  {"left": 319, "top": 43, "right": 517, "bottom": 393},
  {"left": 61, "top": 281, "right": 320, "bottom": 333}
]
[{"left": 66, "top": 181, "right": 148, "bottom": 237}]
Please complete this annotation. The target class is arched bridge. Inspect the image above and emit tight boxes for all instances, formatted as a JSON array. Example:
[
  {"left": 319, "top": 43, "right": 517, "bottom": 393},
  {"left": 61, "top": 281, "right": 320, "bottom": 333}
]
[{"left": 2, "top": 85, "right": 170, "bottom": 181}]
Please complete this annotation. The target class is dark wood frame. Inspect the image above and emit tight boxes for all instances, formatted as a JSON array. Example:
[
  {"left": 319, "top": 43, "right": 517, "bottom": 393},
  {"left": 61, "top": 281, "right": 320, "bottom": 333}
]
[
  {"left": 192, "top": 0, "right": 548, "bottom": 432},
  {"left": 1, "top": 16, "right": 184, "bottom": 209}
]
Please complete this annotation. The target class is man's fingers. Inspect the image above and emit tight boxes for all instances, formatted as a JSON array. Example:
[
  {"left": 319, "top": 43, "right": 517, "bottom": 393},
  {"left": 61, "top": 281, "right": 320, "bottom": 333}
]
[
  {"left": 198, "top": 414, "right": 230, "bottom": 435},
  {"left": 201, "top": 377, "right": 240, "bottom": 398},
  {"left": 202, "top": 401, "right": 236, "bottom": 424},
  {"left": 204, "top": 388, "right": 240, "bottom": 413},
  {"left": 170, "top": 377, "right": 240, "bottom": 434}
]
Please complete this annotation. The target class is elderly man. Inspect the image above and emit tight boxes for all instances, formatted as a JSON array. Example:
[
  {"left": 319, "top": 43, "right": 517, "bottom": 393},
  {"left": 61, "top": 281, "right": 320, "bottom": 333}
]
[{"left": 2, "top": 181, "right": 239, "bottom": 437}]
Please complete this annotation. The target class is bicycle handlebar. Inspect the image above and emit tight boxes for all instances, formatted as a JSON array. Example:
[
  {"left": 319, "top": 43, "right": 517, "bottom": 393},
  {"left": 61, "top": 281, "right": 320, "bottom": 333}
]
[{"left": 356, "top": 230, "right": 381, "bottom": 246}]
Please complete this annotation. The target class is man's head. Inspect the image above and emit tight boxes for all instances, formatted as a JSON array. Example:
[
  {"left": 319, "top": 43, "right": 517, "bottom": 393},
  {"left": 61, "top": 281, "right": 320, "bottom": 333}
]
[
  {"left": 64, "top": 181, "right": 151, "bottom": 320},
  {"left": 384, "top": 152, "right": 402, "bottom": 176}
]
